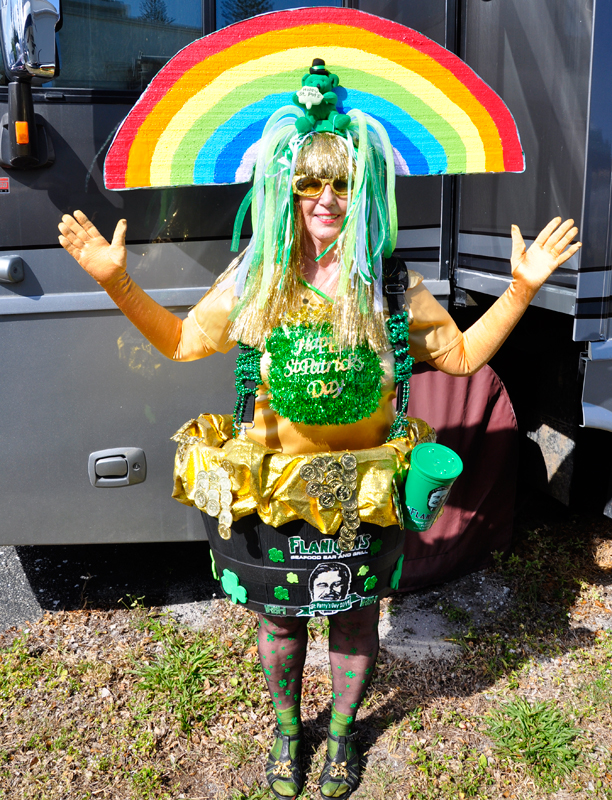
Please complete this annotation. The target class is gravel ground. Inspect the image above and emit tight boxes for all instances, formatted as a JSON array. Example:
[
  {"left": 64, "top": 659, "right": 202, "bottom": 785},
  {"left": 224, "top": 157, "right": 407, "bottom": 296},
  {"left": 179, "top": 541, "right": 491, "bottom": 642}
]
[{"left": 1, "top": 495, "right": 612, "bottom": 799}]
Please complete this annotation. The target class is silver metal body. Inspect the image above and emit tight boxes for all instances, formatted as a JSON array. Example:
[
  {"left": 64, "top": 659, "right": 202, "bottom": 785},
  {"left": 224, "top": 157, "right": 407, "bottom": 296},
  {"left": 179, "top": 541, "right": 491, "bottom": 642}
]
[{"left": 0, "top": 0, "right": 61, "bottom": 79}]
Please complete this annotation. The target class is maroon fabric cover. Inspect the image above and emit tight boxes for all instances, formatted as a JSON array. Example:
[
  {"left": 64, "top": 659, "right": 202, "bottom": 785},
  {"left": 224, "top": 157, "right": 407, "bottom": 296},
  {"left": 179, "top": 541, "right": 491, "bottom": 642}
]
[{"left": 399, "top": 362, "right": 518, "bottom": 591}]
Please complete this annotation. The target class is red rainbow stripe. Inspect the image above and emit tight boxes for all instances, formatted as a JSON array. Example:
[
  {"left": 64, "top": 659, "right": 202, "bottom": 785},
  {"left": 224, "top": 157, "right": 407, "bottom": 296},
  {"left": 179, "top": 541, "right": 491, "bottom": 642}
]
[{"left": 105, "top": 8, "right": 523, "bottom": 189}]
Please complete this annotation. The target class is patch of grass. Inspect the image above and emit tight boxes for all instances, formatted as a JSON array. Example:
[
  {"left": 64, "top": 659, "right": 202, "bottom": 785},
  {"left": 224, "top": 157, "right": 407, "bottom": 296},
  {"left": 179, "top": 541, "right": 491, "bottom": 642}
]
[
  {"left": 132, "top": 614, "right": 263, "bottom": 733},
  {"left": 119, "top": 594, "right": 147, "bottom": 610},
  {"left": 131, "top": 764, "right": 171, "bottom": 799},
  {"left": 582, "top": 674, "right": 612, "bottom": 716},
  {"left": 368, "top": 763, "right": 401, "bottom": 793},
  {"left": 386, "top": 707, "right": 424, "bottom": 751},
  {"left": 485, "top": 696, "right": 582, "bottom": 786},
  {"left": 406, "top": 742, "right": 493, "bottom": 799},
  {"left": 223, "top": 731, "right": 262, "bottom": 768},
  {"left": 227, "top": 784, "right": 273, "bottom": 800},
  {"left": 0, "top": 634, "right": 43, "bottom": 698},
  {"left": 438, "top": 600, "right": 472, "bottom": 626},
  {"left": 308, "top": 616, "right": 329, "bottom": 641}
]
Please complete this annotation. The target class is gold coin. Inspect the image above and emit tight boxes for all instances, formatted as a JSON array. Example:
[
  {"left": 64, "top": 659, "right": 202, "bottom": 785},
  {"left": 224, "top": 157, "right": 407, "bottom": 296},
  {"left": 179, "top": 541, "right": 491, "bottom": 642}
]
[
  {"left": 208, "top": 473, "right": 220, "bottom": 487},
  {"left": 341, "top": 453, "right": 357, "bottom": 471},
  {"left": 221, "top": 460, "right": 235, "bottom": 476},
  {"left": 207, "top": 499, "right": 221, "bottom": 517},
  {"left": 338, "top": 528, "right": 356, "bottom": 552},
  {"left": 220, "top": 490, "right": 233, "bottom": 507},
  {"left": 196, "top": 470, "right": 209, "bottom": 483},
  {"left": 319, "top": 492, "right": 336, "bottom": 509},
  {"left": 218, "top": 524, "right": 232, "bottom": 540},
  {"left": 342, "top": 493, "right": 358, "bottom": 510},
  {"left": 326, "top": 461, "right": 342, "bottom": 474},
  {"left": 207, "top": 488, "right": 220, "bottom": 504},
  {"left": 311, "top": 456, "right": 328, "bottom": 471},
  {"left": 344, "top": 516, "right": 361, "bottom": 530},
  {"left": 299, "top": 464, "right": 318, "bottom": 482},
  {"left": 392, "top": 487, "right": 406, "bottom": 529},
  {"left": 215, "top": 467, "right": 229, "bottom": 480},
  {"left": 334, "top": 484, "right": 353, "bottom": 502},
  {"left": 219, "top": 477, "right": 232, "bottom": 492},
  {"left": 343, "top": 469, "right": 358, "bottom": 483},
  {"left": 218, "top": 509, "right": 233, "bottom": 527},
  {"left": 194, "top": 490, "right": 207, "bottom": 510},
  {"left": 306, "top": 481, "right": 324, "bottom": 498}
]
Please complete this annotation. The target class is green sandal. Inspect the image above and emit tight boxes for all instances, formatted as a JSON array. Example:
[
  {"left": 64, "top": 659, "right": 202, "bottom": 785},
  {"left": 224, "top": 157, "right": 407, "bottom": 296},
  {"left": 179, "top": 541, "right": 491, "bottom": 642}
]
[
  {"left": 265, "top": 727, "right": 303, "bottom": 800},
  {"left": 319, "top": 731, "right": 360, "bottom": 799}
]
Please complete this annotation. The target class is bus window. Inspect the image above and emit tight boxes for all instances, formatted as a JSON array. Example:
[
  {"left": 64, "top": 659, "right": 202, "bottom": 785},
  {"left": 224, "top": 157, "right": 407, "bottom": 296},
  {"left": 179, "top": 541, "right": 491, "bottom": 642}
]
[
  {"left": 216, "top": 1, "right": 342, "bottom": 30},
  {"left": 51, "top": 0, "right": 203, "bottom": 91},
  {"left": 459, "top": 0, "right": 592, "bottom": 239},
  {"left": 354, "top": 0, "right": 445, "bottom": 46}
]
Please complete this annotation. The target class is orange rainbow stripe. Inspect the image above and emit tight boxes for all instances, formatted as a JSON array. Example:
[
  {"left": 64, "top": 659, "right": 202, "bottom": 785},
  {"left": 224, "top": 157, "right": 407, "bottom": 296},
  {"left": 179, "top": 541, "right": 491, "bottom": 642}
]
[{"left": 104, "top": 8, "right": 523, "bottom": 189}]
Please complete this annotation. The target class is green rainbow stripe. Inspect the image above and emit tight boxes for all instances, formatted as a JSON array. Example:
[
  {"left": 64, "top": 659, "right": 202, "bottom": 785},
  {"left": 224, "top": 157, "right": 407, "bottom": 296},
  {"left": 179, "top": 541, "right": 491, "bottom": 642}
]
[
  {"left": 165, "top": 65, "right": 468, "bottom": 185},
  {"left": 104, "top": 9, "right": 523, "bottom": 189}
]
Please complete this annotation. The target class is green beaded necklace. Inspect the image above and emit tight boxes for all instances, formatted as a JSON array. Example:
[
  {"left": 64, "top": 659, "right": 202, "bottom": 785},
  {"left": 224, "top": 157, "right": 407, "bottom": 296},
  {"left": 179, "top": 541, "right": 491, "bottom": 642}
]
[
  {"left": 233, "top": 343, "right": 263, "bottom": 433},
  {"left": 385, "top": 309, "right": 414, "bottom": 440}
]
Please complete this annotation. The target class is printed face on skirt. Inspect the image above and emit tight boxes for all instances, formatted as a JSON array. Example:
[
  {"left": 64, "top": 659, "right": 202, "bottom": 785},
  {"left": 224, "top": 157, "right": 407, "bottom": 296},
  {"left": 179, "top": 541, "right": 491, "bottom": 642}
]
[{"left": 309, "top": 562, "right": 351, "bottom": 602}]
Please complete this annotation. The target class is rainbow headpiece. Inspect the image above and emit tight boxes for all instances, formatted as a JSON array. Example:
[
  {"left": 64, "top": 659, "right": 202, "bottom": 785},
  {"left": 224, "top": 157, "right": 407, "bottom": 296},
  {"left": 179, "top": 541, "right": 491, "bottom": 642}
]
[
  {"left": 103, "top": 7, "right": 524, "bottom": 311},
  {"left": 104, "top": 7, "right": 523, "bottom": 189}
]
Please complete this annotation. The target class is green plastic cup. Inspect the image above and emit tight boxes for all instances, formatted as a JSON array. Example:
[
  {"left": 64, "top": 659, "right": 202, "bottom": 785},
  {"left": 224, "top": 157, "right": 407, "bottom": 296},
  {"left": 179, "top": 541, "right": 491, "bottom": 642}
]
[{"left": 404, "top": 443, "right": 463, "bottom": 532}]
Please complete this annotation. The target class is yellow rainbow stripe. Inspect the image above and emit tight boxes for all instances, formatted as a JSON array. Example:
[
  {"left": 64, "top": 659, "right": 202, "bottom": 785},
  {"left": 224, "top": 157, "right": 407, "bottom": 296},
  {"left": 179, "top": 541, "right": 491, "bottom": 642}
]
[
  {"left": 149, "top": 46, "right": 487, "bottom": 186},
  {"left": 105, "top": 9, "right": 523, "bottom": 189}
]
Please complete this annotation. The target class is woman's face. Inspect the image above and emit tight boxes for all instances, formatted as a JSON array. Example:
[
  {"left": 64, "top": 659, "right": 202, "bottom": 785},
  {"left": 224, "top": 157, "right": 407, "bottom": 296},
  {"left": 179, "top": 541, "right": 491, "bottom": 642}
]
[{"left": 299, "top": 182, "right": 348, "bottom": 254}]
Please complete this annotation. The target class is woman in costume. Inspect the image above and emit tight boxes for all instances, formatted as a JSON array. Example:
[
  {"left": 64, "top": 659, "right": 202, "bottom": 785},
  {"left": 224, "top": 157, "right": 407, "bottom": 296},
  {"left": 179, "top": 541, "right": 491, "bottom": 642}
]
[{"left": 58, "top": 63, "right": 579, "bottom": 800}]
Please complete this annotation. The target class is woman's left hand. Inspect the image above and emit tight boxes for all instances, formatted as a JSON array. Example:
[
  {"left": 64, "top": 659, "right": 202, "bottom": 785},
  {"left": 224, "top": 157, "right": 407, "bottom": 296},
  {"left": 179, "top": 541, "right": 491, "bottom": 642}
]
[{"left": 510, "top": 217, "right": 581, "bottom": 291}]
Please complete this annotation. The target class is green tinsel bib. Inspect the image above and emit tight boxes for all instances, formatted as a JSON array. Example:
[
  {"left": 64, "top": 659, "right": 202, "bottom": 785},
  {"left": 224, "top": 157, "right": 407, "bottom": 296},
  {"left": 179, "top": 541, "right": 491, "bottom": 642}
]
[{"left": 265, "top": 321, "right": 384, "bottom": 426}]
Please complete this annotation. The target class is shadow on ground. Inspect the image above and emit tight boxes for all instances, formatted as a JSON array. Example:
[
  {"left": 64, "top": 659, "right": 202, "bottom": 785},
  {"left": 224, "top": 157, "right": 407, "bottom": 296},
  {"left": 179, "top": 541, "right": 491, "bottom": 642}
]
[{"left": 0, "top": 541, "right": 218, "bottom": 631}]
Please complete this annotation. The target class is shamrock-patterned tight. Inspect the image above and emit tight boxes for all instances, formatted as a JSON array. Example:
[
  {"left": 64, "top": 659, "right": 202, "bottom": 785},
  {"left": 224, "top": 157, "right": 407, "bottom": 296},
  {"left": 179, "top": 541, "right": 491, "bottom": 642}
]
[
  {"left": 327, "top": 602, "right": 379, "bottom": 717},
  {"left": 258, "top": 602, "right": 379, "bottom": 735},
  {"left": 258, "top": 614, "right": 309, "bottom": 729}
]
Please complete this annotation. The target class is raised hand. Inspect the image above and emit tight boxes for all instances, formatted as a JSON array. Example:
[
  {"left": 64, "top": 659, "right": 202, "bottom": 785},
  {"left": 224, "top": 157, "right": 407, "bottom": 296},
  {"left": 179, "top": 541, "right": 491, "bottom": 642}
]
[
  {"left": 510, "top": 217, "right": 581, "bottom": 291},
  {"left": 58, "top": 210, "right": 128, "bottom": 287}
]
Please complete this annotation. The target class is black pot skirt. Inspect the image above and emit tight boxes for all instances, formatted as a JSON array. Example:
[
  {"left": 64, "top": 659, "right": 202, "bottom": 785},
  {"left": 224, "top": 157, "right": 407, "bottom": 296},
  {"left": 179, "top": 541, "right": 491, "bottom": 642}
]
[{"left": 203, "top": 513, "right": 405, "bottom": 618}]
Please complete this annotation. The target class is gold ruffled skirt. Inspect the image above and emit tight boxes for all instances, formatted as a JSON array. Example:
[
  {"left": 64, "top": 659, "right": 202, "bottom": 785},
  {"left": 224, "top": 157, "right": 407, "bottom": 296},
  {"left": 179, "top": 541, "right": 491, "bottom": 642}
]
[{"left": 171, "top": 413, "right": 435, "bottom": 534}]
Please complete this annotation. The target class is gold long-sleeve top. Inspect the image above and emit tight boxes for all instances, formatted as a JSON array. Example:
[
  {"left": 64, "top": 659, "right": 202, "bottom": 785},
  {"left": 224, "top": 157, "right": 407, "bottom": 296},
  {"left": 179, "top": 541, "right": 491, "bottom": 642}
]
[{"left": 177, "top": 271, "right": 464, "bottom": 455}]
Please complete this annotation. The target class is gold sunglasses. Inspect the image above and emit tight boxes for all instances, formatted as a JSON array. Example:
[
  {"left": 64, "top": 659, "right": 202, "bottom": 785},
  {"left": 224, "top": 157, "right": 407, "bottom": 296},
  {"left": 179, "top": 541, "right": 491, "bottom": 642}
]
[{"left": 292, "top": 175, "right": 350, "bottom": 198}]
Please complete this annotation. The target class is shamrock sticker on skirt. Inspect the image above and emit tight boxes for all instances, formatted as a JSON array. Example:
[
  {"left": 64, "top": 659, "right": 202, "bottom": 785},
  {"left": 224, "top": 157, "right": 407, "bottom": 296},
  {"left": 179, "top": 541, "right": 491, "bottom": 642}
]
[{"left": 221, "top": 569, "right": 248, "bottom": 604}]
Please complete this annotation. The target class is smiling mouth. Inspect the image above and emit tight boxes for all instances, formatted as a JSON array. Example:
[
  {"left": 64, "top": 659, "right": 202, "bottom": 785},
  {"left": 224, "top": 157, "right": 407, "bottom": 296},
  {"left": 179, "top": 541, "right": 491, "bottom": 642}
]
[{"left": 317, "top": 214, "right": 340, "bottom": 223}]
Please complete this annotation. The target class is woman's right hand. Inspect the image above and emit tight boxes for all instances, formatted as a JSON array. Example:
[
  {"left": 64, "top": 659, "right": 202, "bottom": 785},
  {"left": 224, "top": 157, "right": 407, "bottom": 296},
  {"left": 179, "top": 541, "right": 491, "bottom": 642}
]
[{"left": 58, "top": 210, "right": 127, "bottom": 287}]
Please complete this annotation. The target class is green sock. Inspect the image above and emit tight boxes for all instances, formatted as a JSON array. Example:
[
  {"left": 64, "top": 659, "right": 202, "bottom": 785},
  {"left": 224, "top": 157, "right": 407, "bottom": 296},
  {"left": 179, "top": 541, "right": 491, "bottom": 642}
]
[
  {"left": 329, "top": 706, "right": 354, "bottom": 738},
  {"left": 269, "top": 705, "right": 302, "bottom": 798},
  {"left": 277, "top": 703, "right": 301, "bottom": 736},
  {"left": 321, "top": 705, "right": 357, "bottom": 797}
]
